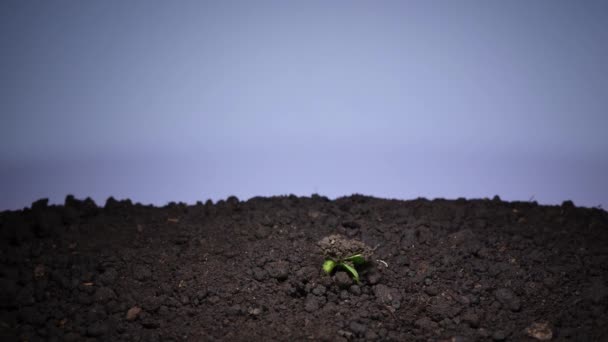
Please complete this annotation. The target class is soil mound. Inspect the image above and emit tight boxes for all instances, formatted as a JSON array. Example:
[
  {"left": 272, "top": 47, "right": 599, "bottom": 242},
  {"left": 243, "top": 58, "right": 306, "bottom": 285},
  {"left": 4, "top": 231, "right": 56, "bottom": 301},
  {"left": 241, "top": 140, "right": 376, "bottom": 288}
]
[{"left": 1, "top": 195, "right": 607, "bottom": 341}]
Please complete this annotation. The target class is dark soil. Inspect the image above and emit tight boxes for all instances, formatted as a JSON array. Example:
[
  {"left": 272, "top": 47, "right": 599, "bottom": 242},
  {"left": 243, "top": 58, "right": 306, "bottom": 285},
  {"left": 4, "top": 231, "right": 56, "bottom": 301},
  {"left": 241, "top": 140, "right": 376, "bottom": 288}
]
[{"left": 1, "top": 195, "right": 607, "bottom": 341}]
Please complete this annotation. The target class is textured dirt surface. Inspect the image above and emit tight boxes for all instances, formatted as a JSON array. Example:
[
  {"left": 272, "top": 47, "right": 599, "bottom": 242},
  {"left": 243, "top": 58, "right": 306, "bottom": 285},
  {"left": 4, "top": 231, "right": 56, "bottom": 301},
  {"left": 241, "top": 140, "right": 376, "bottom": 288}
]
[{"left": 1, "top": 195, "right": 607, "bottom": 341}]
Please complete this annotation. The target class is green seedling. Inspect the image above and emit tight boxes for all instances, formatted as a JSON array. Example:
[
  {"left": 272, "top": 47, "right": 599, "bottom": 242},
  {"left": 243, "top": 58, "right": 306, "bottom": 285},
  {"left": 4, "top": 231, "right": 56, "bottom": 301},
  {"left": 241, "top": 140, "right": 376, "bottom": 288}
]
[{"left": 322, "top": 253, "right": 366, "bottom": 283}]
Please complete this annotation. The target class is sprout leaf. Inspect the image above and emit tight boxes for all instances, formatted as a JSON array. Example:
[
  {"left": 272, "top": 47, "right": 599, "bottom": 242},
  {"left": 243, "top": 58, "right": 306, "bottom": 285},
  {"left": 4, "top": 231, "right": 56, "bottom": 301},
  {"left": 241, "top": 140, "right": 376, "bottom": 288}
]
[
  {"left": 322, "top": 259, "right": 337, "bottom": 274},
  {"left": 339, "top": 262, "right": 360, "bottom": 283},
  {"left": 344, "top": 254, "right": 365, "bottom": 265}
]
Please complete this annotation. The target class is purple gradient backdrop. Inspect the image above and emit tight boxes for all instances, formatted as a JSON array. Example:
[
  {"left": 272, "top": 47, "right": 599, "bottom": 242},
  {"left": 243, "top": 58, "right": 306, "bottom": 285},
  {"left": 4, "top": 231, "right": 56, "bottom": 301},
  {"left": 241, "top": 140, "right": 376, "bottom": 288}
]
[{"left": 1, "top": 1, "right": 607, "bottom": 210}]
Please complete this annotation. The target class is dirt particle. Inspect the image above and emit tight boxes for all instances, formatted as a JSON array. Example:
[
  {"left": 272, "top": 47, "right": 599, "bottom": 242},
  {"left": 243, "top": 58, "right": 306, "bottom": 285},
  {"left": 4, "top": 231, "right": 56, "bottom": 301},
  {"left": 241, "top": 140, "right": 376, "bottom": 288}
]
[
  {"left": 126, "top": 306, "right": 142, "bottom": 321},
  {"left": 317, "top": 234, "right": 372, "bottom": 260},
  {"left": 143, "top": 295, "right": 163, "bottom": 312},
  {"left": 525, "top": 322, "right": 553, "bottom": 340},
  {"left": 252, "top": 267, "right": 267, "bottom": 281},
  {"left": 312, "top": 284, "right": 326, "bottom": 296},
  {"left": 367, "top": 271, "right": 382, "bottom": 285},
  {"left": 373, "top": 284, "right": 401, "bottom": 309},
  {"left": 304, "top": 295, "right": 320, "bottom": 312},
  {"left": 335, "top": 271, "right": 352, "bottom": 289},
  {"left": 33, "top": 264, "right": 46, "bottom": 279},
  {"left": 265, "top": 261, "right": 289, "bottom": 281}
]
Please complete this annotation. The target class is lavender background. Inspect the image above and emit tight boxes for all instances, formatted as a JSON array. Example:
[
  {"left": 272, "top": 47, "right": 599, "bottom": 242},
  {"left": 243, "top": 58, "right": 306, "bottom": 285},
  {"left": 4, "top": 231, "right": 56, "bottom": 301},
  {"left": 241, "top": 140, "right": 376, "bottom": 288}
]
[{"left": 1, "top": 0, "right": 607, "bottom": 210}]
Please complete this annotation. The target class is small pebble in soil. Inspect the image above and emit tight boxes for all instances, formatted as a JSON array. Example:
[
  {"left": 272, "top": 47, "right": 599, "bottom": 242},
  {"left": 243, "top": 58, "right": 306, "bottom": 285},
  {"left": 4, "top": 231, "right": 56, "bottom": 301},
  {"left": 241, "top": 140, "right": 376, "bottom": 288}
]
[
  {"left": 126, "top": 306, "right": 142, "bottom": 321},
  {"left": 525, "top": 322, "right": 553, "bottom": 341},
  {"left": 424, "top": 286, "right": 439, "bottom": 296},
  {"left": 248, "top": 307, "right": 262, "bottom": 316}
]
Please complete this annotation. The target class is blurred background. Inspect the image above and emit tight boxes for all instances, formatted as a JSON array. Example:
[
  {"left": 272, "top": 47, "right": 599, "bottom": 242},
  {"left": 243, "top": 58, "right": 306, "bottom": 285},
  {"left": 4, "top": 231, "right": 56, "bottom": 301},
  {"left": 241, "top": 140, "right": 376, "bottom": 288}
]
[{"left": 1, "top": 0, "right": 607, "bottom": 210}]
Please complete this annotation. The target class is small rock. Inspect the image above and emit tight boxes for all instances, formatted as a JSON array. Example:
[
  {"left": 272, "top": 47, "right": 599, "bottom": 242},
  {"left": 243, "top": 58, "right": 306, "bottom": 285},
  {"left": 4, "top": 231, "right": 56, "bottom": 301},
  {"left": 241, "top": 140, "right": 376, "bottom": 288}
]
[
  {"left": 525, "top": 322, "right": 553, "bottom": 341},
  {"left": 424, "top": 286, "right": 439, "bottom": 296},
  {"left": 494, "top": 288, "right": 521, "bottom": 312},
  {"left": 126, "top": 306, "right": 142, "bottom": 321},
  {"left": 248, "top": 307, "right": 262, "bottom": 316}
]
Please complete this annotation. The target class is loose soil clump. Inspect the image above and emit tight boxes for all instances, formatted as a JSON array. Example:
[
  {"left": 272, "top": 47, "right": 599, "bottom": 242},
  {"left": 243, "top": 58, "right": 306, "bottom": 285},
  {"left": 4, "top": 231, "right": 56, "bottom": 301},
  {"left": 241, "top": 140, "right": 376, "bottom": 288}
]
[
  {"left": 317, "top": 234, "right": 374, "bottom": 260},
  {"left": 1, "top": 195, "right": 607, "bottom": 341}
]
